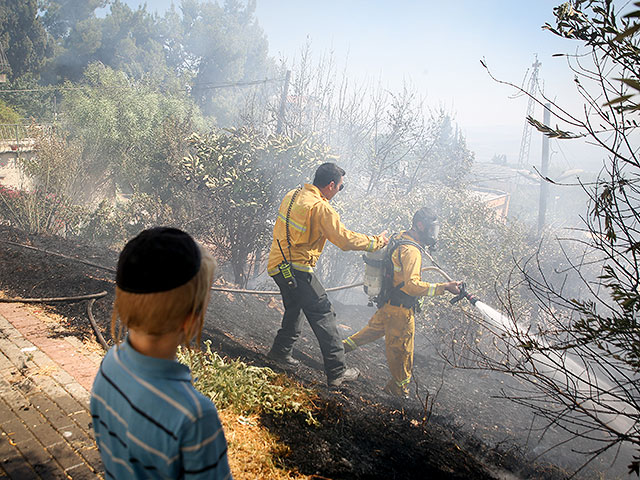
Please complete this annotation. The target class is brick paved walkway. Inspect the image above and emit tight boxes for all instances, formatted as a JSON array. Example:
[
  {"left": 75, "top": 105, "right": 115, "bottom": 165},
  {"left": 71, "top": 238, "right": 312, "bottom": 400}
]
[{"left": 0, "top": 302, "right": 104, "bottom": 479}]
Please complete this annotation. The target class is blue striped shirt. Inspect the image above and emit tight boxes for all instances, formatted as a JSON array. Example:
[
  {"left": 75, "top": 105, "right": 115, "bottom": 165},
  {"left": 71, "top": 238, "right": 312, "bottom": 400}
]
[{"left": 90, "top": 338, "right": 232, "bottom": 479}]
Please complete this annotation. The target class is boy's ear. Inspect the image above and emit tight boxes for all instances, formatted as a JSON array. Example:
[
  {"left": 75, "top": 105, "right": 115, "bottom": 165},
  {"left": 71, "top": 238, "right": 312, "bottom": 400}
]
[{"left": 181, "top": 313, "right": 200, "bottom": 341}]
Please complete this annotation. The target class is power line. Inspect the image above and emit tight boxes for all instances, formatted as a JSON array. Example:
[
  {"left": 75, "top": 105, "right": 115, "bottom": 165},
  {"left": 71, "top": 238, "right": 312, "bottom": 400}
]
[
  {"left": 0, "top": 76, "right": 285, "bottom": 94},
  {"left": 191, "top": 77, "right": 285, "bottom": 90}
]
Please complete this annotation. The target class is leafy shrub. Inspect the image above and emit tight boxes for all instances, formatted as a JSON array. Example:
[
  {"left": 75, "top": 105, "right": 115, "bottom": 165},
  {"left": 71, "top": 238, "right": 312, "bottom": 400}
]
[
  {"left": 0, "top": 185, "right": 83, "bottom": 235},
  {"left": 183, "top": 128, "right": 335, "bottom": 286},
  {"left": 0, "top": 100, "right": 22, "bottom": 125},
  {"left": 61, "top": 63, "right": 203, "bottom": 201},
  {"left": 178, "top": 341, "right": 319, "bottom": 426},
  {"left": 76, "top": 193, "right": 183, "bottom": 248}
]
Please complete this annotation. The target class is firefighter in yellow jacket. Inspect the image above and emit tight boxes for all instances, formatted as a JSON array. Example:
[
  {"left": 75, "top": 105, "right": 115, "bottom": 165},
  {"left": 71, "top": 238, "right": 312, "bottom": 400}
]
[
  {"left": 343, "top": 207, "right": 461, "bottom": 398},
  {"left": 267, "top": 162, "right": 388, "bottom": 388}
]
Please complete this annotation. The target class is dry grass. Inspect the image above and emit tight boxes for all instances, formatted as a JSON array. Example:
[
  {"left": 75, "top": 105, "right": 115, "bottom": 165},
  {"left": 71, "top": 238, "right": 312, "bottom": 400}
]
[
  {"left": 70, "top": 312, "right": 316, "bottom": 478},
  {"left": 177, "top": 341, "right": 322, "bottom": 479},
  {"left": 220, "top": 409, "right": 312, "bottom": 480}
]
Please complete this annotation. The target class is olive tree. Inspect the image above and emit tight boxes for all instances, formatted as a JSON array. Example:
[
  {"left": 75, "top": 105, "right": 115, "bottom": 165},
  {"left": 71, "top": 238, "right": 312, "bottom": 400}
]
[
  {"left": 182, "top": 127, "right": 334, "bottom": 286},
  {"left": 61, "top": 63, "right": 201, "bottom": 201},
  {"left": 475, "top": 1, "right": 640, "bottom": 473}
]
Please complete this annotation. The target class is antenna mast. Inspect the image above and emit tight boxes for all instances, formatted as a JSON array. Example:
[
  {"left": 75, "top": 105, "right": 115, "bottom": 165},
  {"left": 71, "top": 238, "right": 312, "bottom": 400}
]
[{"left": 517, "top": 56, "right": 541, "bottom": 168}]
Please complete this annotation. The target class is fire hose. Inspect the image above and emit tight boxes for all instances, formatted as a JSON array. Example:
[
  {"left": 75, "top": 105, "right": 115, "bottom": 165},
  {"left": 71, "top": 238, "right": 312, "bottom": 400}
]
[
  {"left": 0, "top": 291, "right": 109, "bottom": 351},
  {"left": 1, "top": 240, "right": 371, "bottom": 296},
  {"left": 0, "top": 240, "right": 480, "bottom": 354},
  {"left": 0, "top": 241, "right": 379, "bottom": 352}
]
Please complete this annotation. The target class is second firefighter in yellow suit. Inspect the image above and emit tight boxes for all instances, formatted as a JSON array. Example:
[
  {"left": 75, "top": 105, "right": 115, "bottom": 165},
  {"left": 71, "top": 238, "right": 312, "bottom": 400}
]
[{"left": 343, "top": 208, "right": 461, "bottom": 398}]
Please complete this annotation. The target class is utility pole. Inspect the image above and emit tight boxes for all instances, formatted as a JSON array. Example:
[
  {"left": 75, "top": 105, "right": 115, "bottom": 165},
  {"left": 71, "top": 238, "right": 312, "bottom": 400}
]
[
  {"left": 537, "top": 103, "right": 551, "bottom": 235},
  {"left": 276, "top": 70, "right": 291, "bottom": 135},
  {"left": 0, "top": 44, "right": 9, "bottom": 83}
]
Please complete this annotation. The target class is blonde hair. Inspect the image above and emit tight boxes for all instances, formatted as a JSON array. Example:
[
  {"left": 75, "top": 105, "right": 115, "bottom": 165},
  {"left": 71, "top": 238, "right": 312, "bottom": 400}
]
[{"left": 111, "top": 245, "right": 216, "bottom": 348}]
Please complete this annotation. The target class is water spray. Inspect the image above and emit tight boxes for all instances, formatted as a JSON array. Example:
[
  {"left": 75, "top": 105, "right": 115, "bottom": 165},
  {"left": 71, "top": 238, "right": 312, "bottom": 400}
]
[
  {"left": 420, "top": 250, "right": 638, "bottom": 441},
  {"left": 445, "top": 278, "right": 638, "bottom": 441}
]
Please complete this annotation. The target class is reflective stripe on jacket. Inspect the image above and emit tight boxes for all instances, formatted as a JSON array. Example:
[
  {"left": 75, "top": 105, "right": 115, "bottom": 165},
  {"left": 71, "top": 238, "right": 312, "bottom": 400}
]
[
  {"left": 267, "top": 183, "right": 384, "bottom": 275},
  {"left": 392, "top": 231, "right": 446, "bottom": 297}
]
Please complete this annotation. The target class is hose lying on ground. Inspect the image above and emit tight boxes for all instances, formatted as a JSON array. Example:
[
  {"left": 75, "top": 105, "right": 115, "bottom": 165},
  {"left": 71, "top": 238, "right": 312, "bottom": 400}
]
[
  {"left": 0, "top": 291, "right": 108, "bottom": 303},
  {"left": 0, "top": 240, "right": 457, "bottom": 353},
  {"left": 2, "top": 240, "right": 366, "bottom": 296},
  {"left": 0, "top": 291, "right": 109, "bottom": 352},
  {"left": 0, "top": 240, "right": 457, "bottom": 355},
  {"left": 87, "top": 298, "right": 109, "bottom": 351}
]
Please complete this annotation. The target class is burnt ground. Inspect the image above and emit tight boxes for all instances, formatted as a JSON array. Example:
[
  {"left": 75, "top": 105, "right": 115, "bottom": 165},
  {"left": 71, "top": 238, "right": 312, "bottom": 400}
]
[{"left": 0, "top": 225, "right": 626, "bottom": 479}]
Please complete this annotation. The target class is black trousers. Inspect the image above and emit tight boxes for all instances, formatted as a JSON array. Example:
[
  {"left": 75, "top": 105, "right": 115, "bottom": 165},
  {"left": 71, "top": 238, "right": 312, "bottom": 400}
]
[{"left": 271, "top": 269, "right": 346, "bottom": 381}]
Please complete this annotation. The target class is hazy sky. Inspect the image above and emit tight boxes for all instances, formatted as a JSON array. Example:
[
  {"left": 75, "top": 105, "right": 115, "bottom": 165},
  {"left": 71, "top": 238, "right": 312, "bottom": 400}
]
[{"left": 125, "top": 0, "right": 604, "bottom": 171}]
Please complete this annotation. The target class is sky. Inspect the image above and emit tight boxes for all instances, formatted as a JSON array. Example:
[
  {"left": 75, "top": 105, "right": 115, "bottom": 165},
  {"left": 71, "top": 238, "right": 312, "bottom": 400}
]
[{"left": 124, "top": 0, "right": 605, "bottom": 172}]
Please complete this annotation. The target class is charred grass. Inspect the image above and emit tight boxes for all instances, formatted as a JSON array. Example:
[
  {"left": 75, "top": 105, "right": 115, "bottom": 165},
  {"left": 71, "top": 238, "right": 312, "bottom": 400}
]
[{"left": 0, "top": 225, "right": 572, "bottom": 479}]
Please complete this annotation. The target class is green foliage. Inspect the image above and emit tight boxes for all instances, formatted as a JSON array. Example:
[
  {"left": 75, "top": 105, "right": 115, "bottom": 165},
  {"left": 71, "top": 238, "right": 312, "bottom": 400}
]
[
  {"left": 40, "top": 0, "right": 171, "bottom": 85},
  {"left": 73, "top": 199, "right": 126, "bottom": 245},
  {"left": 0, "top": 100, "right": 21, "bottom": 124},
  {"left": 75, "top": 193, "right": 180, "bottom": 248},
  {"left": 40, "top": 0, "right": 107, "bottom": 39},
  {"left": 36, "top": 0, "right": 273, "bottom": 123},
  {"left": 0, "top": 75, "right": 56, "bottom": 122},
  {"left": 61, "top": 63, "right": 202, "bottom": 199},
  {"left": 183, "top": 127, "right": 334, "bottom": 285},
  {"left": 178, "top": 341, "right": 319, "bottom": 426},
  {"left": 176, "top": 0, "right": 273, "bottom": 122},
  {"left": 0, "top": 0, "right": 50, "bottom": 80}
]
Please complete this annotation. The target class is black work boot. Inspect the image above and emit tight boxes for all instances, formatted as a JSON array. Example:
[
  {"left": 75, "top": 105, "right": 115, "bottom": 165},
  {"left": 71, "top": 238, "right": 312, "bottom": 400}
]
[{"left": 267, "top": 349, "right": 300, "bottom": 368}]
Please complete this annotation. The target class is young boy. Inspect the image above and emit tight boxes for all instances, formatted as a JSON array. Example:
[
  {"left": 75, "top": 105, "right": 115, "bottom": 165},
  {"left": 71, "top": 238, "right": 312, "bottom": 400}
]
[{"left": 91, "top": 227, "right": 232, "bottom": 479}]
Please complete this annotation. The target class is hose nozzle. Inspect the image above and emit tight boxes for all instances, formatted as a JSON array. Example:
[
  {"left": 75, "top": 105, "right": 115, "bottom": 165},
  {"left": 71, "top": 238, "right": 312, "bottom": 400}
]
[{"left": 450, "top": 282, "right": 479, "bottom": 306}]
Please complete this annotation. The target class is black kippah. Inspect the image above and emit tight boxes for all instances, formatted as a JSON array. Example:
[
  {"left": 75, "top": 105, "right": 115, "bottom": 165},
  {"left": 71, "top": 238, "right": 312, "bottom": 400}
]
[{"left": 116, "top": 227, "right": 202, "bottom": 294}]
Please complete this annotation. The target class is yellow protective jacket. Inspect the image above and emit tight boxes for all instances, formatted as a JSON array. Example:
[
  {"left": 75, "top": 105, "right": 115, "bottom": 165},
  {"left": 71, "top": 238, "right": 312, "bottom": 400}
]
[
  {"left": 267, "top": 183, "right": 385, "bottom": 275},
  {"left": 392, "top": 231, "right": 447, "bottom": 298}
]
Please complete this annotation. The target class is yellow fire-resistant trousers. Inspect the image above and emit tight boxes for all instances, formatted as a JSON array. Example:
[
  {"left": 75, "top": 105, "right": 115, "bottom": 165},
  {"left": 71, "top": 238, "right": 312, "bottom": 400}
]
[{"left": 347, "top": 303, "right": 414, "bottom": 392}]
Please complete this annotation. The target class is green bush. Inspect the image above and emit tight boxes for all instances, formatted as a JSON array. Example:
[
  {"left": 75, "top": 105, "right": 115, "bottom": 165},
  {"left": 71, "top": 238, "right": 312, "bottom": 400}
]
[
  {"left": 0, "top": 100, "right": 22, "bottom": 124},
  {"left": 178, "top": 341, "right": 319, "bottom": 426}
]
